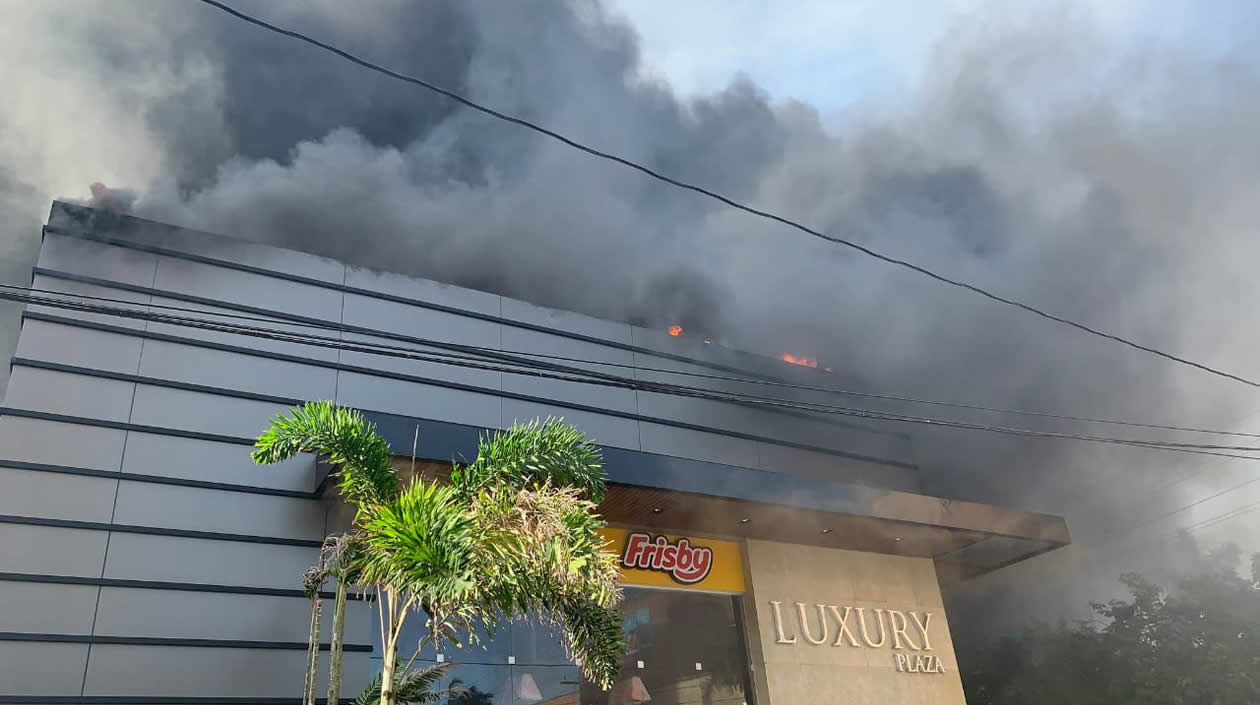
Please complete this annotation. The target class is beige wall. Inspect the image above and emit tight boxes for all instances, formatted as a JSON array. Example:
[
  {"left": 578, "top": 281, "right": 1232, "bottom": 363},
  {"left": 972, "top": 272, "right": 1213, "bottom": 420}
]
[{"left": 743, "top": 540, "right": 966, "bottom": 705}]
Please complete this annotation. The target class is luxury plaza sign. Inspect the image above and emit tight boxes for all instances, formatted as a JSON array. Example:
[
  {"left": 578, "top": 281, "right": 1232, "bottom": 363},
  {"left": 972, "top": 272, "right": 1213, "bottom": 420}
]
[{"left": 770, "top": 600, "right": 946, "bottom": 674}]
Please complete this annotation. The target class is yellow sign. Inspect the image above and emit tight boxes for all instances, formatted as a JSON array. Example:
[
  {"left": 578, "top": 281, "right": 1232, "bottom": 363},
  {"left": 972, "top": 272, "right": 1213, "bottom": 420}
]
[{"left": 598, "top": 527, "right": 745, "bottom": 594}]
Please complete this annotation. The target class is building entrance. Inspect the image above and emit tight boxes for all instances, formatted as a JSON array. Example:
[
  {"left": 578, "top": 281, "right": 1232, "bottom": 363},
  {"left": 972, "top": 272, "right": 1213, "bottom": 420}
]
[
  {"left": 577, "top": 586, "right": 754, "bottom": 705},
  {"left": 373, "top": 529, "right": 756, "bottom": 705}
]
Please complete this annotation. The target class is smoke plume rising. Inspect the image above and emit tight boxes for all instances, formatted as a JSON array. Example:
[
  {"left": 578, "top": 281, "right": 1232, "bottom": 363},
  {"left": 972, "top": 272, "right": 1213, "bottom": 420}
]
[{"left": 2, "top": 0, "right": 1260, "bottom": 631}]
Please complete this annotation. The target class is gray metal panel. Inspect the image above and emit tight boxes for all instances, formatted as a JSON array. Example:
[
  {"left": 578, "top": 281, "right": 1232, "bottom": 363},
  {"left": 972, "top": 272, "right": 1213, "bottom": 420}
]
[
  {"left": 152, "top": 255, "right": 344, "bottom": 321},
  {"left": 629, "top": 325, "right": 723, "bottom": 364},
  {"left": 340, "top": 331, "right": 503, "bottom": 389},
  {"left": 0, "top": 581, "right": 98, "bottom": 634},
  {"left": 38, "top": 232, "right": 157, "bottom": 287},
  {"left": 0, "top": 417, "right": 127, "bottom": 471},
  {"left": 4, "top": 366, "right": 136, "bottom": 422},
  {"left": 110, "top": 481, "right": 326, "bottom": 541},
  {"left": 335, "top": 372, "right": 503, "bottom": 431},
  {"left": 500, "top": 296, "right": 634, "bottom": 343},
  {"left": 102, "top": 533, "right": 318, "bottom": 589},
  {"left": 128, "top": 384, "right": 292, "bottom": 438},
  {"left": 502, "top": 399, "right": 640, "bottom": 451},
  {"left": 500, "top": 326, "right": 637, "bottom": 412},
  {"left": 91, "top": 587, "right": 375, "bottom": 644},
  {"left": 150, "top": 225, "right": 346, "bottom": 283},
  {"left": 339, "top": 292, "right": 504, "bottom": 388},
  {"left": 15, "top": 319, "right": 144, "bottom": 374},
  {"left": 751, "top": 408, "right": 914, "bottom": 464},
  {"left": 341, "top": 291, "right": 501, "bottom": 348},
  {"left": 0, "top": 642, "right": 90, "bottom": 696},
  {"left": 145, "top": 295, "right": 342, "bottom": 362},
  {"left": 638, "top": 421, "right": 762, "bottom": 468},
  {"left": 0, "top": 523, "right": 108, "bottom": 577},
  {"left": 0, "top": 466, "right": 117, "bottom": 522},
  {"left": 345, "top": 264, "right": 502, "bottom": 316},
  {"left": 83, "top": 645, "right": 375, "bottom": 697},
  {"left": 27, "top": 273, "right": 151, "bottom": 331},
  {"left": 634, "top": 389, "right": 768, "bottom": 437},
  {"left": 93, "top": 587, "right": 316, "bottom": 641},
  {"left": 137, "top": 339, "right": 338, "bottom": 401},
  {"left": 121, "top": 432, "right": 316, "bottom": 492},
  {"left": 755, "top": 442, "right": 919, "bottom": 492}
]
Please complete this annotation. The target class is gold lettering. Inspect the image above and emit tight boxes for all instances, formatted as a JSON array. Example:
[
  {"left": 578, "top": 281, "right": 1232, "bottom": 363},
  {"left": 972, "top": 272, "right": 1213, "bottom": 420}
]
[
  {"left": 909, "top": 611, "right": 933, "bottom": 651},
  {"left": 888, "top": 610, "right": 921, "bottom": 650},
  {"left": 935, "top": 656, "right": 946, "bottom": 673},
  {"left": 795, "top": 602, "right": 830, "bottom": 646},
  {"left": 769, "top": 601, "right": 797, "bottom": 644},
  {"left": 895, "top": 653, "right": 908, "bottom": 672},
  {"left": 914, "top": 654, "right": 928, "bottom": 673},
  {"left": 856, "top": 607, "right": 888, "bottom": 648},
  {"left": 828, "top": 605, "right": 860, "bottom": 647}
]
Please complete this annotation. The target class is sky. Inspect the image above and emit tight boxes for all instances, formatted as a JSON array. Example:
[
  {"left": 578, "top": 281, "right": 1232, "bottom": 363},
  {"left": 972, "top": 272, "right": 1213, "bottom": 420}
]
[{"left": 606, "top": 0, "right": 1255, "bottom": 123}]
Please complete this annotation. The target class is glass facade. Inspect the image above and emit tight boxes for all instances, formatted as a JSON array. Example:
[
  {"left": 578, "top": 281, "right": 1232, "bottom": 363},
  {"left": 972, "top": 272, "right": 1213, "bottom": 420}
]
[{"left": 372, "top": 588, "right": 754, "bottom": 705}]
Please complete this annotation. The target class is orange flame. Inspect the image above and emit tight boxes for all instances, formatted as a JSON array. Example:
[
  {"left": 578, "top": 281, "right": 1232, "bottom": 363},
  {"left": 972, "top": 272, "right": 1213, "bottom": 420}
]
[
  {"left": 668, "top": 325, "right": 683, "bottom": 337},
  {"left": 781, "top": 353, "right": 818, "bottom": 368}
]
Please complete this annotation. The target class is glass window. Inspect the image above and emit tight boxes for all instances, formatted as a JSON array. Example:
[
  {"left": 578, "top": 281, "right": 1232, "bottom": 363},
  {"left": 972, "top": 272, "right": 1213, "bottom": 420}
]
[
  {"left": 372, "top": 587, "right": 754, "bottom": 705},
  {"left": 580, "top": 588, "right": 754, "bottom": 705}
]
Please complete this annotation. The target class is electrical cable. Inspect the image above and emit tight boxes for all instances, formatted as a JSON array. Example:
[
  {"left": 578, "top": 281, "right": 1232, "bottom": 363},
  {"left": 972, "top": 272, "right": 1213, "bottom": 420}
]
[
  {"left": 1185, "top": 500, "right": 1260, "bottom": 534},
  {"left": 194, "top": 0, "right": 1260, "bottom": 391},
  {"left": 8, "top": 287, "right": 1260, "bottom": 460},
  {"left": 9, "top": 282, "right": 1259, "bottom": 440}
]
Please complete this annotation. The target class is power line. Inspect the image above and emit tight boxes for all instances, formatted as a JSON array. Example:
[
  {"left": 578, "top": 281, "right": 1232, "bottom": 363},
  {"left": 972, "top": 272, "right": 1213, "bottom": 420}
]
[
  {"left": 1185, "top": 500, "right": 1260, "bottom": 534},
  {"left": 195, "top": 0, "right": 1260, "bottom": 391},
  {"left": 10, "top": 282, "right": 1260, "bottom": 440},
  {"left": 9, "top": 287, "right": 1260, "bottom": 460},
  {"left": 12, "top": 286, "right": 1260, "bottom": 456}
]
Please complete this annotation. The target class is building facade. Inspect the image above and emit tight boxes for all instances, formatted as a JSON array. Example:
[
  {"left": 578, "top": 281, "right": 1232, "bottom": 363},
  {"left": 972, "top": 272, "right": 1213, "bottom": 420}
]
[{"left": 0, "top": 202, "right": 1069, "bottom": 704}]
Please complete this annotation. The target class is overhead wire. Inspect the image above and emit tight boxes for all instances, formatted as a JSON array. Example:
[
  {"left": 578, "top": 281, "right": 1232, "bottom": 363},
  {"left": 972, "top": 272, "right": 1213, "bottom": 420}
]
[
  {"left": 7, "top": 281, "right": 1259, "bottom": 440},
  {"left": 7, "top": 286, "right": 1260, "bottom": 460},
  {"left": 195, "top": 0, "right": 1260, "bottom": 391},
  {"left": 1184, "top": 500, "right": 1260, "bottom": 534}
]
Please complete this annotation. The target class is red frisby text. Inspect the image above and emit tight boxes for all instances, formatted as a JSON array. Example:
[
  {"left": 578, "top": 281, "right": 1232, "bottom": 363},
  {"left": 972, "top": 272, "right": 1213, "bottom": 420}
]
[{"left": 620, "top": 533, "right": 714, "bottom": 584}]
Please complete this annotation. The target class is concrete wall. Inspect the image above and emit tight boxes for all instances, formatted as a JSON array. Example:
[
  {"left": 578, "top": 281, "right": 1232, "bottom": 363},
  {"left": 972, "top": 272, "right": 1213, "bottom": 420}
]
[
  {"left": 0, "top": 203, "right": 919, "bottom": 700},
  {"left": 743, "top": 540, "right": 967, "bottom": 705}
]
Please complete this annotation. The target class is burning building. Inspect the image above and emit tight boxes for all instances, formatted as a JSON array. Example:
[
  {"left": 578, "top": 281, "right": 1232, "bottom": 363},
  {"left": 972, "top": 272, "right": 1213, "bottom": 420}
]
[{"left": 0, "top": 202, "right": 1068, "bottom": 704}]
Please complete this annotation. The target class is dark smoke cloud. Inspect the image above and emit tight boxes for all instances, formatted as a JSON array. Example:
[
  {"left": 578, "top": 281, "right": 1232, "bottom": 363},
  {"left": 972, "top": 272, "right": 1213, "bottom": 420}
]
[{"left": 4, "top": 0, "right": 1260, "bottom": 629}]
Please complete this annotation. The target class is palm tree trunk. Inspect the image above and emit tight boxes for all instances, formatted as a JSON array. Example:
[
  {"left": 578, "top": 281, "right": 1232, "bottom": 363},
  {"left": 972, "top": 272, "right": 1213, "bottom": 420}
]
[
  {"left": 305, "top": 597, "right": 323, "bottom": 705},
  {"left": 380, "top": 635, "right": 398, "bottom": 705},
  {"left": 380, "top": 591, "right": 413, "bottom": 705},
  {"left": 327, "top": 579, "right": 349, "bottom": 705}
]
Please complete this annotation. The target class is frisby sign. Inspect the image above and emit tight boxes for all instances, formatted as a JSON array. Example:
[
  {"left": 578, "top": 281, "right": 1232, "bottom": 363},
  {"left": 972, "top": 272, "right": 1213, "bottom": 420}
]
[
  {"left": 768, "top": 601, "right": 947, "bottom": 674},
  {"left": 620, "top": 532, "right": 713, "bottom": 584},
  {"left": 597, "top": 527, "right": 745, "bottom": 593}
]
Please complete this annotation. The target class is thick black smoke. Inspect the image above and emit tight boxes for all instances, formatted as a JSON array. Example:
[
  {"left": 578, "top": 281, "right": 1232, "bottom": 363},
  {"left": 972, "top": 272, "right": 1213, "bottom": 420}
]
[{"left": 3, "top": 0, "right": 1260, "bottom": 629}]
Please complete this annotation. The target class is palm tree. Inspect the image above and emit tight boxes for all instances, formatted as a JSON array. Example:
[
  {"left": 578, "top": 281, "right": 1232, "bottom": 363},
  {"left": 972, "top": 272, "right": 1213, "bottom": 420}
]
[
  {"left": 352, "top": 661, "right": 456, "bottom": 705},
  {"left": 253, "top": 402, "right": 626, "bottom": 705},
  {"left": 323, "top": 533, "right": 361, "bottom": 705},
  {"left": 301, "top": 563, "right": 329, "bottom": 705}
]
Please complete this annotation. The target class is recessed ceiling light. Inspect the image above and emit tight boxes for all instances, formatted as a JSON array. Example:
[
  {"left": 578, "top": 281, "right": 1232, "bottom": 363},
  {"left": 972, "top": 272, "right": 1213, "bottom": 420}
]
[
  {"left": 894, "top": 537, "right": 902, "bottom": 542},
  {"left": 651, "top": 507, "right": 663, "bottom": 514},
  {"left": 821, "top": 528, "right": 832, "bottom": 534},
  {"left": 739, "top": 518, "right": 751, "bottom": 524}
]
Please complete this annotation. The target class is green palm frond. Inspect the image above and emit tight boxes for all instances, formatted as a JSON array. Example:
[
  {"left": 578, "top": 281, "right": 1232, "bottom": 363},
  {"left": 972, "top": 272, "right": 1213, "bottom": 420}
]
[
  {"left": 459, "top": 482, "right": 625, "bottom": 689},
  {"left": 451, "top": 418, "right": 606, "bottom": 502},
  {"left": 353, "top": 662, "right": 455, "bottom": 705},
  {"left": 253, "top": 401, "right": 398, "bottom": 509},
  {"left": 358, "top": 479, "right": 479, "bottom": 609}
]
